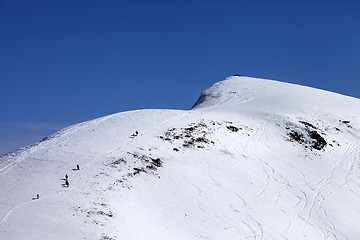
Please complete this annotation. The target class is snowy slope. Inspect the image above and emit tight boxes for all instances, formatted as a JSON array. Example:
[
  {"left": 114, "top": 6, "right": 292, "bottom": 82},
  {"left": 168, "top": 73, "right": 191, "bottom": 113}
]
[{"left": 0, "top": 76, "right": 359, "bottom": 240}]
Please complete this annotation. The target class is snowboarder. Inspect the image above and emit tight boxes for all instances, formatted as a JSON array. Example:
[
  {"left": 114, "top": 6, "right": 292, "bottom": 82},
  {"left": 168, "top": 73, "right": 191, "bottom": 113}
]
[
  {"left": 77, "top": 164, "right": 80, "bottom": 170},
  {"left": 36, "top": 194, "right": 39, "bottom": 199},
  {"left": 65, "top": 174, "right": 68, "bottom": 180},
  {"left": 65, "top": 179, "right": 69, "bottom": 187}
]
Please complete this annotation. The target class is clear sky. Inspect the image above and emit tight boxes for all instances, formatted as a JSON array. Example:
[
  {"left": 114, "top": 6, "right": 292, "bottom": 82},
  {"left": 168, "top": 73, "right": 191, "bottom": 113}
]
[{"left": 1, "top": 0, "right": 359, "bottom": 155}]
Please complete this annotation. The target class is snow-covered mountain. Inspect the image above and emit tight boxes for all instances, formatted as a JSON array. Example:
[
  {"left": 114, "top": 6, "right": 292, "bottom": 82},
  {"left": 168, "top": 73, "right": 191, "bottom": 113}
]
[{"left": 1, "top": 76, "right": 359, "bottom": 240}]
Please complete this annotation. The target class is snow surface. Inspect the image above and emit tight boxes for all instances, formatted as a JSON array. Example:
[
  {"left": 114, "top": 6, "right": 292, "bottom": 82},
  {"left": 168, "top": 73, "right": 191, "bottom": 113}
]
[{"left": 0, "top": 76, "right": 359, "bottom": 240}]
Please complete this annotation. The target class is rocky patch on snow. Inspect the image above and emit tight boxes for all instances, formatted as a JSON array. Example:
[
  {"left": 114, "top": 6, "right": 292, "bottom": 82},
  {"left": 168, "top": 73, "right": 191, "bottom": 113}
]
[
  {"left": 159, "top": 121, "right": 213, "bottom": 149},
  {"left": 73, "top": 203, "right": 114, "bottom": 227},
  {"left": 158, "top": 120, "right": 247, "bottom": 150},
  {"left": 101, "top": 152, "right": 163, "bottom": 190},
  {"left": 286, "top": 120, "right": 327, "bottom": 151},
  {"left": 100, "top": 234, "right": 117, "bottom": 240},
  {"left": 74, "top": 151, "right": 165, "bottom": 230}
]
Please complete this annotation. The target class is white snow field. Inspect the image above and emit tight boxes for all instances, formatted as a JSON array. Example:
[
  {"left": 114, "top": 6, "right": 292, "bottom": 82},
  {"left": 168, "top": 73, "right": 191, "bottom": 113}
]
[{"left": 0, "top": 76, "right": 359, "bottom": 240}]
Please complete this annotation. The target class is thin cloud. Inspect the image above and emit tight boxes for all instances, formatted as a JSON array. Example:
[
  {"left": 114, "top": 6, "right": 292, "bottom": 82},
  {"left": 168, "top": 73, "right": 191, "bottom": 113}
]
[
  {"left": 0, "top": 122, "right": 70, "bottom": 156},
  {"left": 0, "top": 122, "right": 67, "bottom": 132}
]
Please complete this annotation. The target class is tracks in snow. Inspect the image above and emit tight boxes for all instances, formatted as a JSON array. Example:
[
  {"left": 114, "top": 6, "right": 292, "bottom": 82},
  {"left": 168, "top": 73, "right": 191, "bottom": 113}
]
[
  {"left": 303, "top": 136, "right": 360, "bottom": 239},
  {"left": 0, "top": 110, "right": 190, "bottom": 231}
]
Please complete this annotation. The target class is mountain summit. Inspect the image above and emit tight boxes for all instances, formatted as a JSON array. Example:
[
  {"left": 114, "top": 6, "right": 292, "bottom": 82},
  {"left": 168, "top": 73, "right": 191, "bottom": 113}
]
[
  {"left": 193, "top": 76, "right": 359, "bottom": 115},
  {"left": 1, "top": 76, "right": 359, "bottom": 240}
]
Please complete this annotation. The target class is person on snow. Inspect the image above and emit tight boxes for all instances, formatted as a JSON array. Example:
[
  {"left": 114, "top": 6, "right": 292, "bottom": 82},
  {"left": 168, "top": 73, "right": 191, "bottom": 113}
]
[
  {"left": 36, "top": 194, "right": 39, "bottom": 199},
  {"left": 65, "top": 179, "right": 69, "bottom": 187},
  {"left": 76, "top": 164, "right": 80, "bottom": 170},
  {"left": 131, "top": 131, "right": 139, "bottom": 138},
  {"left": 65, "top": 174, "right": 68, "bottom": 180}
]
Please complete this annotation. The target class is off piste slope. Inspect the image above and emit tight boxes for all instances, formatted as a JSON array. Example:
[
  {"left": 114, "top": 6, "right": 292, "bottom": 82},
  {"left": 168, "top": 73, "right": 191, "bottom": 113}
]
[{"left": 0, "top": 76, "right": 359, "bottom": 240}]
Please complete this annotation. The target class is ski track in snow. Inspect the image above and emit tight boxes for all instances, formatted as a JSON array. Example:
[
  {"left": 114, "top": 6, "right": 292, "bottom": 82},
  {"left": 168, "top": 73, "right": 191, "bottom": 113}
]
[
  {"left": 0, "top": 110, "right": 190, "bottom": 230},
  {"left": 0, "top": 113, "right": 114, "bottom": 177},
  {"left": 106, "top": 110, "right": 190, "bottom": 155},
  {"left": 89, "top": 110, "right": 191, "bottom": 240},
  {"left": 0, "top": 114, "right": 125, "bottom": 226},
  {"left": 303, "top": 135, "right": 360, "bottom": 239},
  {"left": 204, "top": 160, "right": 265, "bottom": 239}
]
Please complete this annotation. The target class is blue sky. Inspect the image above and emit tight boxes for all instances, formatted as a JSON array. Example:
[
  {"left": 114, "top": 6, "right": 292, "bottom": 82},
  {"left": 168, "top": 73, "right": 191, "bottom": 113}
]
[{"left": 1, "top": 0, "right": 359, "bottom": 155}]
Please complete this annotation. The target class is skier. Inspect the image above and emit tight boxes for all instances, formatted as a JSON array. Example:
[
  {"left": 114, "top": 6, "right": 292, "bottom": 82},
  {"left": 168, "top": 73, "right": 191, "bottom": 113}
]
[
  {"left": 36, "top": 194, "right": 39, "bottom": 199},
  {"left": 65, "top": 179, "right": 69, "bottom": 187},
  {"left": 65, "top": 174, "right": 68, "bottom": 180},
  {"left": 77, "top": 164, "right": 80, "bottom": 170}
]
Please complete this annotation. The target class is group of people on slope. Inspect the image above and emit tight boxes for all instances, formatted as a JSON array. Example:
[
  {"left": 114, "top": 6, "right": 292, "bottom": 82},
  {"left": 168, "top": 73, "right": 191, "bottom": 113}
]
[
  {"left": 34, "top": 164, "right": 80, "bottom": 200},
  {"left": 34, "top": 130, "right": 140, "bottom": 199}
]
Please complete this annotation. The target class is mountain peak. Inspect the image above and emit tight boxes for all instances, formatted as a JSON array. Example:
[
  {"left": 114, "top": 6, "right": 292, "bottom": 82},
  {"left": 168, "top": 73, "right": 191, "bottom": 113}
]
[
  {"left": 191, "top": 75, "right": 258, "bottom": 109},
  {"left": 192, "top": 76, "right": 359, "bottom": 119}
]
